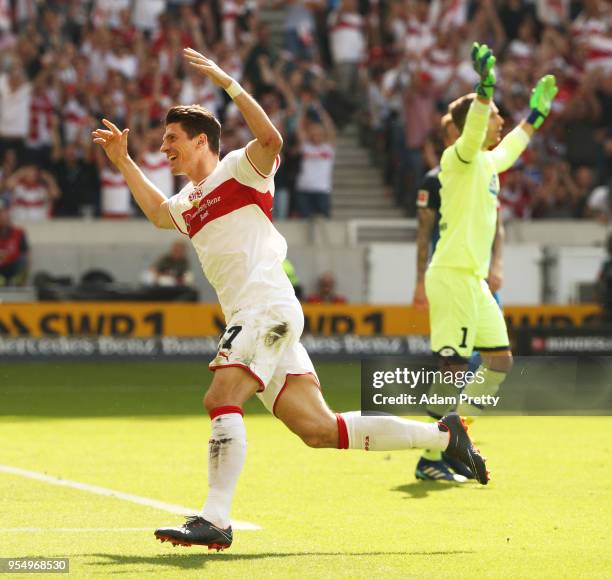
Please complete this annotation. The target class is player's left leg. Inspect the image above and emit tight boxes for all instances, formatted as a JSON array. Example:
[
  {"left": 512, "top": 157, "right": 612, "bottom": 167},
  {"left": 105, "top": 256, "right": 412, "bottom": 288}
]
[
  {"left": 274, "top": 374, "right": 488, "bottom": 484},
  {"left": 456, "top": 279, "right": 513, "bottom": 418}
]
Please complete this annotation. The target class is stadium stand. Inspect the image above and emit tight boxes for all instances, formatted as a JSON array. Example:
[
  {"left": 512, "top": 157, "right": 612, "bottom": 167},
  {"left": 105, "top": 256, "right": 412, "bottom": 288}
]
[{"left": 0, "top": 0, "right": 608, "bottom": 222}]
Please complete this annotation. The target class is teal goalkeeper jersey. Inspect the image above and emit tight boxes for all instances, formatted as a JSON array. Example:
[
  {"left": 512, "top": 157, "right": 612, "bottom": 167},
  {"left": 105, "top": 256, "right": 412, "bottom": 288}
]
[{"left": 429, "top": 99, "right": 530, "bottom": 278}]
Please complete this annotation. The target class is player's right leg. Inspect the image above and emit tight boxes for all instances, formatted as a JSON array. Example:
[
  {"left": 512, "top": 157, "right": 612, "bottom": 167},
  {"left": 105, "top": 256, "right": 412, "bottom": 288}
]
[
  {"left": 154, "top": 366, "right": 260, "bottom": 549},
  {"left": 416, "top": 267, "right": 481, "bottom": 480},
  {"left": 274, "top": 374, "right": 488, "bottom": 484}
]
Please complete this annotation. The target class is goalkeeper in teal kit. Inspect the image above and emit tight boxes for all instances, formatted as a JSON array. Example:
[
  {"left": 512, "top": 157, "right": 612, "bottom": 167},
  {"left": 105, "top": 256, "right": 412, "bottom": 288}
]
[{"left": 415, "top": 43, "right": 558, "bottom": 482}]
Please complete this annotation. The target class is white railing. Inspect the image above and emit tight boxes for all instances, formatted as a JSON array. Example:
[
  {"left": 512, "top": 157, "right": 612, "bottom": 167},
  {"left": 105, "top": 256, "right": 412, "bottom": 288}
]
[{"left": 346, "top": 219, "right": 418, "bottom": 246}]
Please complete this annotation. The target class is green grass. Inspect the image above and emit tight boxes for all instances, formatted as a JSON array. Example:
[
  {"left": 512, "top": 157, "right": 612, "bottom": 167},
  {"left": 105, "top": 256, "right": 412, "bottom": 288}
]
[{"left": 1, "top": 362, "right": 611, "bottom": 577}]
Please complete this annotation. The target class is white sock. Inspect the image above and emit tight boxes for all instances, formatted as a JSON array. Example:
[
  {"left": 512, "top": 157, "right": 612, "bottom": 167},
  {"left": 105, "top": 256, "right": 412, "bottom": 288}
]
[
  {"left": 201, "top": 407, "right": 246, "bottom": 529},
  {"left": 338, "top": 412, "right": 449, "bottom": 451}
]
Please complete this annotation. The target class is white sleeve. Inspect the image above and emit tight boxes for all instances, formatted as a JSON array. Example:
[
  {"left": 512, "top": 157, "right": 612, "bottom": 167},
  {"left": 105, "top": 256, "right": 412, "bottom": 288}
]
[
  {"left": 230, "top": 145, "right": 281, "bottom": 192},
  {"left": 587, "top": 186, "right": 609, "bottom": 212},
  {"left": 166, "top": 192, "right": 189, "bottom": 236}
]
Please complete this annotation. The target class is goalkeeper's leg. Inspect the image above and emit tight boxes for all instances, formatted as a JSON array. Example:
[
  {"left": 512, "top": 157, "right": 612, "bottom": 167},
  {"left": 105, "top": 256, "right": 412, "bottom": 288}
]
[
  {"left": 416, "top": 354, "right": 472, "bottom": 480},
  {"left": 456, "top": 350, "right": 512, "bottom": 418}
]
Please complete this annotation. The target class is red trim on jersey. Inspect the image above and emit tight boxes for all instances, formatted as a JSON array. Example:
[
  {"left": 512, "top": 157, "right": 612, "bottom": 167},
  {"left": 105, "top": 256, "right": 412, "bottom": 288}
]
[
  {"left": 336, "top": 413, "right": 349, "bottom": 449},
  {"left": 14, "top": 199, "right": 47, "bottom": 208},
  {"left": 181, "top": 178, "right": 273, "bottom": 239},
  {"left": 209, "top": 363, "right": 265, "bottom": 392},
  {"left": 167, "top": 204, "right": 188, "bottom": 236},
  {"left": 272, "top": 372, "right": 320, "bottom": 417},
  {"left": 209, "top": 405, "right": 244, "bottom": 420},
  {"left": 245, "top": 147, "right": 280, "bottom": 179}
]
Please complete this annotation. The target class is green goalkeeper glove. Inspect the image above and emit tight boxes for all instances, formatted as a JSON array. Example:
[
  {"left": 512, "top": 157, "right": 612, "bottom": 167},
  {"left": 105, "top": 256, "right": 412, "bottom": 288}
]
[
  {"left": 471, "top": 42, "right": 496, "bottom": 99},
  {"left": 527, "top": 74, "right": 558, "bottom": 129}
]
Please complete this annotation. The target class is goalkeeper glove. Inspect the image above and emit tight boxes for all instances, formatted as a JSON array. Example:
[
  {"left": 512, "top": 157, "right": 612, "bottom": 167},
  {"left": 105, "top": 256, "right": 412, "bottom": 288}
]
[
  {"left": 527, "top": 74, "right": 558, "bottom": 129},
  {"left": 471, "top": 42, "right": 496, "bottom": 99}
]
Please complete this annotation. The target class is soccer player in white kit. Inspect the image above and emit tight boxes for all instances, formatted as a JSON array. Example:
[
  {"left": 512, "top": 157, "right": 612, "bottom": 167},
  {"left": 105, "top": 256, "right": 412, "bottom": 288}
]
[{"left": 92, "top": 47, "right": 488, "bottom": 551}]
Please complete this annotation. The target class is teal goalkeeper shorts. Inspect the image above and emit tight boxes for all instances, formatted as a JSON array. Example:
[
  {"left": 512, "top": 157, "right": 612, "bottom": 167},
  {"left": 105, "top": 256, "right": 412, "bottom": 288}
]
[{"left": 425, "top": 266, "right": 509, "bottom": 358}]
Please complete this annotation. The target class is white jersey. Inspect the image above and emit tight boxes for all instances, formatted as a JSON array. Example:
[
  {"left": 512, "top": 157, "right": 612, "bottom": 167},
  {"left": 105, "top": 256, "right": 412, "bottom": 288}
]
[
  {"left": 295, "top": 142, "right": 335, "bottom": 194},
  {"left": 100, "top": 167, "right": 131, "bottom": 217},
  {"left": 167, "top": 146, "right": 296, "bottom": 320},
  {"left": 11, "top": 180, "right": 52, "bottom": 221},
  {"left": 141, "top": 150, "right": 174, "bottom": 198}
]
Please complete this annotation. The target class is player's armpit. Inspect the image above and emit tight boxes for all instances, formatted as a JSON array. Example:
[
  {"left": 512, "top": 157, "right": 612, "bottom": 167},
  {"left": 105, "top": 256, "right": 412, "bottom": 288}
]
[{"left": 244, "top": 140, "right": 280, "bottom": 179}]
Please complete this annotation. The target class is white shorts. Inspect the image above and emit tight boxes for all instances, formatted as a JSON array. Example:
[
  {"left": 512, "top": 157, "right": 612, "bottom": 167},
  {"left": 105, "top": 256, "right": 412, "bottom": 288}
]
[{"left": 209, "top": 302, "right": 319, "bottom": 415}]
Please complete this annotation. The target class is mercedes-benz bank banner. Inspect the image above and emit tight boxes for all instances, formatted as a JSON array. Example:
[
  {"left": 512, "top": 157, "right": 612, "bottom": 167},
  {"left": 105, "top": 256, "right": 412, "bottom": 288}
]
[{"left": 0, "top": 302, "right": 607, "bottom": 359}]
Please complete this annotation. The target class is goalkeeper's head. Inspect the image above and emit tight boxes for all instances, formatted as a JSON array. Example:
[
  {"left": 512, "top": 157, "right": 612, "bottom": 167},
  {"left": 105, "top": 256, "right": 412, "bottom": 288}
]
[
  {"left": 441, "top": 114, "right": 459, "bottom": 147},
  {"left": 449, "top": 93, "right": 504, "bottom": 149}
]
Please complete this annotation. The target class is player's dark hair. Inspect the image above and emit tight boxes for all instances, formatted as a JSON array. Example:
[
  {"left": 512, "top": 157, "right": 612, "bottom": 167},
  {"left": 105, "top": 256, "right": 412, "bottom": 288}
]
[
  {"left": 165, "top": 105, "right": 221, "bottom": 155},
  {"left": 449, "top": 94, "right": 476, "bottom": 133}
]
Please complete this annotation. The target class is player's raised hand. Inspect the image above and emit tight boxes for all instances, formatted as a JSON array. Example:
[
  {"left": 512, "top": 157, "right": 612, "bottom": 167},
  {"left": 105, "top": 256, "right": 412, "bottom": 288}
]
[
  {"left": 527, "top": 75, "right": 558, "bottom": 129},
  {"left": 471, "top": 42, "right": 496, "bottom": 100},
  {"left": 92, "top": 119, "right": 129, "bottom": 166},
  {"left": 183, "top": 47, "right": 233, "bottom": 90}
]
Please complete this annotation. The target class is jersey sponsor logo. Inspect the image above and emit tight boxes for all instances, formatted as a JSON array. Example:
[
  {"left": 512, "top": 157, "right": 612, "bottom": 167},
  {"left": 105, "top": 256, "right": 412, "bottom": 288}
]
[
  {"left": 181, "top": 178, "right": 273, "bottom": 238},
  {"left": 417, "top": 189, "right": 429, "bottom": 207}
]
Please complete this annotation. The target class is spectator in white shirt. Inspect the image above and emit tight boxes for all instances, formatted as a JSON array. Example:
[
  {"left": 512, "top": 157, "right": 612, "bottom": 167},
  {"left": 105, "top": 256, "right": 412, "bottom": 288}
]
[
  {"left": 586, "top": 183, "right": 611, "bottom": 224},
  {"left": 294, "top": 99, "right": 337, "bottom": 218},
  {"left": 138, "top": 124, "right": 175, "bottom": 199},
  {"left": 0, "top": 66, "right": 32, "bottom": 164},
  {"left": 328, "top": 0, "right": 366, "bottom": 105}
]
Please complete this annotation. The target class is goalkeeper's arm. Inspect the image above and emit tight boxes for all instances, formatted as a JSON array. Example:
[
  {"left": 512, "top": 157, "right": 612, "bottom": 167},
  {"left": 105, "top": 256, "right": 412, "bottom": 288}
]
[
  {"left": 453, "top": 42, "right": 496, "bottom": 163},
  {"left": 454, "top": 99, "right": 490, "bottom": 163},
  {"left": 490, "top": 75, "right": 557, "bottom": 173}
]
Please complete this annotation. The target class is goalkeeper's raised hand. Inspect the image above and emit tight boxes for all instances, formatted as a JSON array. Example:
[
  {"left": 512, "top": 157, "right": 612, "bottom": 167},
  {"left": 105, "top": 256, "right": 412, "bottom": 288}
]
[
  {"left": 527, "top": 75, "right": 558, "bottom": 129},
  {"left": 471, "top": 42, "right": 496, "bottom": 100}
]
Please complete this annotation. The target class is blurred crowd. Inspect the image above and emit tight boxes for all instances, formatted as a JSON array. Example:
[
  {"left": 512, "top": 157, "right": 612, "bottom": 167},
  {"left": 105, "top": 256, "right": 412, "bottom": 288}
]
[
  {"left": 362, "top": 0, "right": 612, "bottom": 221},
  {"left": 0, "top": 0, "right": 610, "bottom": 223}
]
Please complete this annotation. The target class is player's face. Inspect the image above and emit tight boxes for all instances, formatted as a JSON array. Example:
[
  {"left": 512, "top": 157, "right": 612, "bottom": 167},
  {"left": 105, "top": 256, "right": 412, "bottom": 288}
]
[
  {"left": 485, "top": 103, "right": 504, "bottom": 148},
  {"left": 160, "top": 122, "right": 200, "bottom": 176}
]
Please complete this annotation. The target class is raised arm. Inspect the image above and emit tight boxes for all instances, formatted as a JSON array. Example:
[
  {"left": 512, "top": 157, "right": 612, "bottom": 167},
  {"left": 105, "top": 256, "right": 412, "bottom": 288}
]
[
  {"left": 92, "top": 119, "right": 173, "bottom": 229},
  {"left": 453, "top": 43, "right": 496, "bottom": 163},
  {"left": 184, "top": 47, "right": 282, "bottom": 175},
  {"left": 315, "top": 101, "right": 336, "bottom": 145},
  {"left": 490, "top": 75, "right": 557, "bottom": 173}
]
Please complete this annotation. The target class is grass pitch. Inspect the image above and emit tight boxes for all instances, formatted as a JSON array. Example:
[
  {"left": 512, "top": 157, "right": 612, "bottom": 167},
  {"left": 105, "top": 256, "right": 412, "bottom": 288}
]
[{"left": 1, "top": 362, "right": 611, "bottom": 578}]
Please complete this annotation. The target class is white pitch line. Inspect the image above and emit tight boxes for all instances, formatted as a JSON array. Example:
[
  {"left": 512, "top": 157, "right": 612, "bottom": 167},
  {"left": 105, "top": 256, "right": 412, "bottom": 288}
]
[
  {"left": 0, "top": 528, "right": 155, "bottom": 532},
  {"left": 0, "top": 464, "right": 261, "bottom": 531}
]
